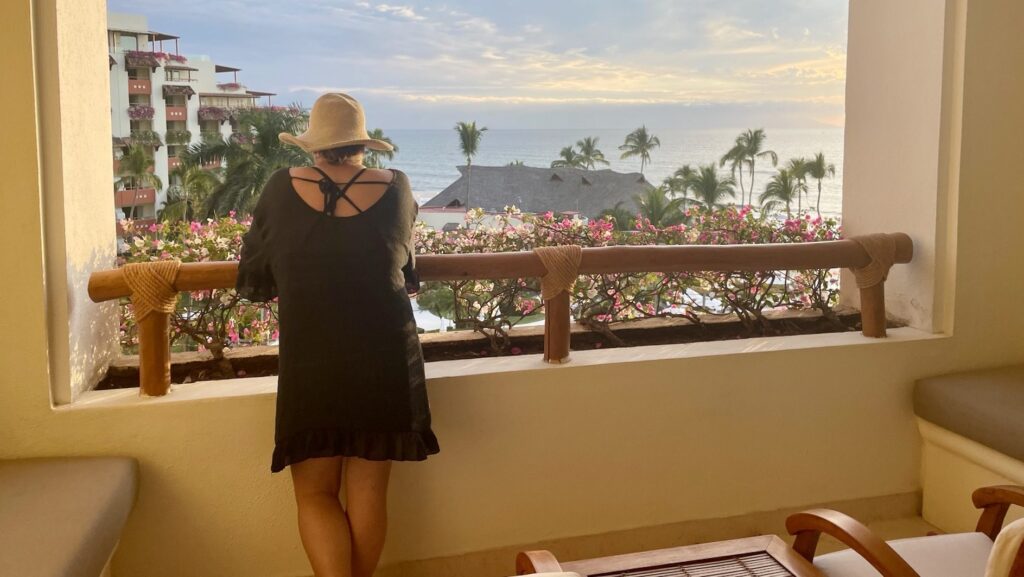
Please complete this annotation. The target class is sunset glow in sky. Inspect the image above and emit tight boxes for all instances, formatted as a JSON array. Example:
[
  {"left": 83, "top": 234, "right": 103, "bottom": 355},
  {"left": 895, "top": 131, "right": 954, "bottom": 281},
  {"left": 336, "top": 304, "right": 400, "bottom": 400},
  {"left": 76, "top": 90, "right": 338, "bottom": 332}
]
[{"left": 109, "top": 0, "right": 849, "bottom": 129}]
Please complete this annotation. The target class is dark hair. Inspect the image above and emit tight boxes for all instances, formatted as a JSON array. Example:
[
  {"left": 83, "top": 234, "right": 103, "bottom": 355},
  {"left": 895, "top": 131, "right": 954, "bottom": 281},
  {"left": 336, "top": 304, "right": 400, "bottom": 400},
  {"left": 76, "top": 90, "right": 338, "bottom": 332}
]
[{"left": 317, "top": 145, "right": 365, "bottom": 165}]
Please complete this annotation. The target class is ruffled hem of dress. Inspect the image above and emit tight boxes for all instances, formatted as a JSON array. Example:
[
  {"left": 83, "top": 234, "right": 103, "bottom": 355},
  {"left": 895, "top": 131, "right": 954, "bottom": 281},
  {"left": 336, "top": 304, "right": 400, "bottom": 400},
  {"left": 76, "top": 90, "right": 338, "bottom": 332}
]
[
  {"left": 271, "top": 429, "right": 440, "bottom": 472},
  {"left": 235, "top": 269, "right": 278, "bottom": 303}
]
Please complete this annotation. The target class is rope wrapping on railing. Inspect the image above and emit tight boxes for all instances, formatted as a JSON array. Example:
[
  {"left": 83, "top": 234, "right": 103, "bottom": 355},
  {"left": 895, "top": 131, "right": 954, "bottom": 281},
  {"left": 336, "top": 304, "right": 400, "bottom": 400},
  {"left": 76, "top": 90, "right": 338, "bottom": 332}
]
[
  {"left": 533, "top": 245, "right": 582, "bottom": 301},
  {"left": 122, "top": 260, "right": 182, "bottom": 321},
  {"left": 849, "top": 234, "right": 897, "bottom": 289}
]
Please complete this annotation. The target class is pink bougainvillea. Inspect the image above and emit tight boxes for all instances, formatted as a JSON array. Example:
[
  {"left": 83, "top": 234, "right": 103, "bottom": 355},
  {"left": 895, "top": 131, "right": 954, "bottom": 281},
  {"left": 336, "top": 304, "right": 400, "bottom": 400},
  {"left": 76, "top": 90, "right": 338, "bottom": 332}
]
[{"left": 117, "top": 206, "right": 843, "bottom": 357}]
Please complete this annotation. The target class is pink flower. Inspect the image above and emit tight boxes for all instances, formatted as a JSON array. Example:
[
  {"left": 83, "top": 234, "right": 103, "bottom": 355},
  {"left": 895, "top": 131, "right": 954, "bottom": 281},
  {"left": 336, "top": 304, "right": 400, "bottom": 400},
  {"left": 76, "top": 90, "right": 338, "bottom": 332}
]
[
  {"left": 148, "top": 224, "right": 159, "bottom": 233},
  {"left": 510, "top": 347, "right": 523, "bottom": 355}
]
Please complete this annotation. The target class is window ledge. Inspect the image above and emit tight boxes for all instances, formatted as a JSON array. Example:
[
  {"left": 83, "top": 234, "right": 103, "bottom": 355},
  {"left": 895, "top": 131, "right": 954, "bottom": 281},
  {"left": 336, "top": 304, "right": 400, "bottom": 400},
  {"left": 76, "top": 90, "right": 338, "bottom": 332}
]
[{"left": 62, "top": 327, "right": 946, "bottom": 411}]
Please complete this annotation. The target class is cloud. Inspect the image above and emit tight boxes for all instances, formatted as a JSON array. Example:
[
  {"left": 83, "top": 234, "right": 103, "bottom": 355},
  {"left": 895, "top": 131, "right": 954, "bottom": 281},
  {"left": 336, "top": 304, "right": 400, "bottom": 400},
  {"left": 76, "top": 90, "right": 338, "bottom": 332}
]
[{"left": 109, "top": 0, "right": 850, "bottom": 126}]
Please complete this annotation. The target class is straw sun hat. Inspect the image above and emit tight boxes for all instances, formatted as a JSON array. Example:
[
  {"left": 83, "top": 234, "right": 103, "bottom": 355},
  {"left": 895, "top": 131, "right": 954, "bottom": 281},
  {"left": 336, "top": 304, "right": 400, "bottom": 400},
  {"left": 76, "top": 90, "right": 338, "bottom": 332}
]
[{"left": 279, "top": 93, "right": 393, "bottom": 153}]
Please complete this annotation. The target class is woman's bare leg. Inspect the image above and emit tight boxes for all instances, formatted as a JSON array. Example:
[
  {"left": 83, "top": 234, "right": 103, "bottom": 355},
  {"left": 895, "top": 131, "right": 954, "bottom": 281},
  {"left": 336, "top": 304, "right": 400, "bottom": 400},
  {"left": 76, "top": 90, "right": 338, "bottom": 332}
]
[
  {"left": 291, "top": 457, "right": 352, "bottom": 577},
  {"left": 344, "top": 458, "right": 392, "bottom": 577}
]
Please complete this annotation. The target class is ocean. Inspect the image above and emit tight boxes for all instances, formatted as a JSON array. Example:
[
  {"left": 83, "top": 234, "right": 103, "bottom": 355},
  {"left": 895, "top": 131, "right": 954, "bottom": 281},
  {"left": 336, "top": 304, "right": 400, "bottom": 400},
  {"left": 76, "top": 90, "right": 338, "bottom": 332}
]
[{"left": 383, "top": 128, "right": 845, "bottom": 217}]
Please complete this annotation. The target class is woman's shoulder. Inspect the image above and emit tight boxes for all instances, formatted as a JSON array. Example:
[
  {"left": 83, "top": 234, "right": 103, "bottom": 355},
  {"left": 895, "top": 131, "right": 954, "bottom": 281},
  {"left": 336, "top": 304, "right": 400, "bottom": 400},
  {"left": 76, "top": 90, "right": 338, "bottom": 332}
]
[
  {"left": 382, "top": 168, "right": 411, "bottom": 192},
  {"left": 256, "top": 168, "right": 293, "bottom": 204}
]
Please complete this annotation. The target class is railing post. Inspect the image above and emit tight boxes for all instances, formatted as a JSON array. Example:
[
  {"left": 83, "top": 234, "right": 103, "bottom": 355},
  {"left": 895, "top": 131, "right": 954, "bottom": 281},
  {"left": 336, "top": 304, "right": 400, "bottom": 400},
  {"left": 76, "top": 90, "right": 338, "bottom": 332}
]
[
  {"left": 137, "top": 311, "right": 172, "bottom": 396},
  {"left": 859, "top": 282, "right": 887, "bottom": 338},
  {"left": 544, "top": 291, "right": 571, "bottom": 364},
  {"left": 120, "top": 260, "right": 181, "bottom": 397}
]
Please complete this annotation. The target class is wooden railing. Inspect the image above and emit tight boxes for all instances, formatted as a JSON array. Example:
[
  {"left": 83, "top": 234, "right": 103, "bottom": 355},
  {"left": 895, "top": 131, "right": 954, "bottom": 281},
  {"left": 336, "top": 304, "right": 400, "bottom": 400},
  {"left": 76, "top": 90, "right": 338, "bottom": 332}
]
[{"left": 88, "top": 234, "right": 913, "bottom": 396}]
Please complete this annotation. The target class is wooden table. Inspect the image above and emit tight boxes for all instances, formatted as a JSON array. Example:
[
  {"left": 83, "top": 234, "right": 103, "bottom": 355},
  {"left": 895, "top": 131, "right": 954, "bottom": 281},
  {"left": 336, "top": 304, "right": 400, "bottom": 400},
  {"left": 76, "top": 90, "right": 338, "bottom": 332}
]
[{"left": 517, "top": 535, "right": 823, "bottom": 577}]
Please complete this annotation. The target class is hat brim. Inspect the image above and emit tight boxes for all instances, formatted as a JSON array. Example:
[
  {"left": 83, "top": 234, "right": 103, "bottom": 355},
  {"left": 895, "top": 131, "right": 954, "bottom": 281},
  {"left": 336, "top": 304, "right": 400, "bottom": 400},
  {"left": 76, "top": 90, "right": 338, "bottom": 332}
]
[{"left": 279, "top": 132, "right": 394, "bottom": 153}]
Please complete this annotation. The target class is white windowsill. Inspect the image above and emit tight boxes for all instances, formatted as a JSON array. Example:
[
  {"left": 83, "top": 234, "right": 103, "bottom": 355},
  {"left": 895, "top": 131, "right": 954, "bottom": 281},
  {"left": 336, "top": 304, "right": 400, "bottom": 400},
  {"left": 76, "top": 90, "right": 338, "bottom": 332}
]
[{"left": 60, "top": 327, "right": 946, "bottom": 411}]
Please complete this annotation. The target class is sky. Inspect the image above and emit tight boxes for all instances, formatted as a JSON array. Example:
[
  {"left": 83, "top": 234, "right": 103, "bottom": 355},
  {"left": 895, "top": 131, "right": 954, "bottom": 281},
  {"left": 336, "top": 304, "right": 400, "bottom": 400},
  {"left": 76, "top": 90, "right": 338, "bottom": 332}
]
[{"left": 108, "top": 0, "right": 849, "bottom": 130}]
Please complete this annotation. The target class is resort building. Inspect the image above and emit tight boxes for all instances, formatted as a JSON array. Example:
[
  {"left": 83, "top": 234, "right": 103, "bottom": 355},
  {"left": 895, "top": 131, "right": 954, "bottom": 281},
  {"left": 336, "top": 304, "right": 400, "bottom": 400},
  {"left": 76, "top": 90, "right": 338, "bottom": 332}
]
[
  {"left": 107, "top": 13, "right": 274, "bottom": 225},
  {"left": 6, "top": 1, "right": 1024, "bottom": 577},
  {"left": 421, "top": 165, "right": 654, "bottom": 229}
]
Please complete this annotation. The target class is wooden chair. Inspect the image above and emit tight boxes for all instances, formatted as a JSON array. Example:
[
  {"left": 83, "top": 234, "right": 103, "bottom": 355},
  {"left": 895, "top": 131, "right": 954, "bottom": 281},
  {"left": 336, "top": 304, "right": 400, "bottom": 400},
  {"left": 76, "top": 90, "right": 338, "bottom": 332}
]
[{"left": 786, "top": 485, "right": 1024, "bottom": 577}]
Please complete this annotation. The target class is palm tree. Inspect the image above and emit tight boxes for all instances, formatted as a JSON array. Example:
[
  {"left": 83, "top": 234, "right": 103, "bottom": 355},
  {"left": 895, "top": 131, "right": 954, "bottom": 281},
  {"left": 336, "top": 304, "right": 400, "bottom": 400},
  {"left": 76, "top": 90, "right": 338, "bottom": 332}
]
[
  {"left": 598, "top": 201, "right": 636, "bottom": 231},
  {"left": 634, "top": 188, "right": 685, "bottom": 227},
  {"left": 576, "top": 136, "right": 610, "bottom": 170},
  {"left": 551, "top": 146, "right": 586, "bottom": 168},
  {"left": 784, "top": 157, "right": 810, "bottom": 213},
  {"left": 158, "top": 165, "right": 222, "bottom": 222},
  {"left": 364, "top": 128, "right": 398, "bottom": 169},
  {"left": 720, "top": 129, "right": 777, "bottom": 206},
  {"left": 759, "top": 168, "right": 807, "bottom": 217},
  {"left": 683, "top": 164, "right": 737, "bottom": 210},
  {"left": 619, "top": 126, "right": 661, "bottom": 174},
  {"left": 454, "top": 121, "right": 487, "bottom": 208},
  {"left": 719, "top": 141, "right": 748, "bottom": 203},
  {"left": 116, "top": 144, "right": 164, "bottom": 213},
  {"left": 117, "top": 144, "right": 163, "bottom": 191},
  {"left": 182, "top": 107, "right": 308, "bottom": 217},
  {"left": 663, "top": 165, "right": 696, "bottom": 204},
  {"left": 805, "top": 152, "right": 837, "bottom": 215}
]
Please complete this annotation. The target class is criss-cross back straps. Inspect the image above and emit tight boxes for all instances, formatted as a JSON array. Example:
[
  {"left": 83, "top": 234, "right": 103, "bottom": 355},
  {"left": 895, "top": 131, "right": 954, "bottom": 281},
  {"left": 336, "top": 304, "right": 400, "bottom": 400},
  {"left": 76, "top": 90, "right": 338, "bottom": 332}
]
[{"left": 308, "top": 166, "right": 368, "bottom": 215}]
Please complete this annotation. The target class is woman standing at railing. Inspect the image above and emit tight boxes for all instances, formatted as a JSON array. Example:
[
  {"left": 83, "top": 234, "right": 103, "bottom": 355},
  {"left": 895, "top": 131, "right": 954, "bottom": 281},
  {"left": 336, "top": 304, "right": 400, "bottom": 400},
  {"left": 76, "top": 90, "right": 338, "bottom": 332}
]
[{"left": 236, "top": 93, "right": 439, "bottom": 577}]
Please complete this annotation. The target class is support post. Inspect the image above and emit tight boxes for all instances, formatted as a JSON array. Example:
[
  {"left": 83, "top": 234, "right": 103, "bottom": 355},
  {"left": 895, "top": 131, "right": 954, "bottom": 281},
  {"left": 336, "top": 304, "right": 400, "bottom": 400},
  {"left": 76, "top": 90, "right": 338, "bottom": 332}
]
[
  {"left": 859, "top": 282, "right": 887, "bottom": 338},
  {"left": 137, "top": 311, "right": 172, "bottom": 396},
  {"left": 543, "top": 291, "right": 571, "bottom": 364}
]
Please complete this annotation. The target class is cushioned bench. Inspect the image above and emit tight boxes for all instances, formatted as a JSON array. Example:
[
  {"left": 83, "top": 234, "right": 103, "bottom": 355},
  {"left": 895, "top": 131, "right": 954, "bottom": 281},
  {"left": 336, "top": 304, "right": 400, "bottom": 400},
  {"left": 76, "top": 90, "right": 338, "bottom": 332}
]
[
  {"left": 0, "top": 457, "right": 138, "bottom": 577},
  {"left": 915, "top": 365, "right": 1024, "bottom": 532},
  {"left": 915, "top": 364, "right": 1024, "bottom": 461}
]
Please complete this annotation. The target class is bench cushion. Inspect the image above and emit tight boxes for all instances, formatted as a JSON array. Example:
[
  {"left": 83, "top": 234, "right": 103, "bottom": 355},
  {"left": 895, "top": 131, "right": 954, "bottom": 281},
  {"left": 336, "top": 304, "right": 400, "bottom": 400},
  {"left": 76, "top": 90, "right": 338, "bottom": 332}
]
[
  {"left": 0, "top": 457, "right": 138, "bottom": 577},
  {"left": 814, "top": 532, "right": 992, "bottom": 577},
  {"left": 914, "top": 364, "right": 1024, "bottom": 461}
]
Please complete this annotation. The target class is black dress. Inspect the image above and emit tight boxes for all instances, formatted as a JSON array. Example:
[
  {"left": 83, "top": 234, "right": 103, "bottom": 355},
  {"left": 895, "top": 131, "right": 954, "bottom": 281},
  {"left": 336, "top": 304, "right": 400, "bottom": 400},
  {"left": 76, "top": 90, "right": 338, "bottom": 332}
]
[{"left": 236, "top": 166, "right": 439, "bottom": 473}]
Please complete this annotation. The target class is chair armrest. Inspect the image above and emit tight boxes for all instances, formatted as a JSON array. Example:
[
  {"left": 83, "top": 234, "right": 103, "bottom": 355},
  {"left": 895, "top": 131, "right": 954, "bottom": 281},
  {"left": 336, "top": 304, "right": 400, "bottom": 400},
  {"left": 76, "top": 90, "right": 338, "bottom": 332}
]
[
  {"left": 786, "top": 509, "right": 921, "bottom": 577},
  {"left": 974, "top": 486, "right": 1024, "bottom": 540},
  {"left": 516, "top": 550, "right": 563, "bottom": 575}
]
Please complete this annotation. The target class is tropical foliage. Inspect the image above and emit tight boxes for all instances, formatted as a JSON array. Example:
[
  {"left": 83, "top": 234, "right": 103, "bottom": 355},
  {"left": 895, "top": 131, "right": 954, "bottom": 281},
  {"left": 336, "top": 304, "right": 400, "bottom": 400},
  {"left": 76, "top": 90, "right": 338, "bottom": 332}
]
[
  {"left": 619, "top": 126, "right": 661, "bottom": 174},
  {"left": 720, "top": 128, "right": 778, "bottom": 205},
  {"left": 118, "top": 215, "right": 278, "bottom": 378},
  {"left": 117, "top": 207, "right": 842, "bottom": 360},
  {"left": 806, "top": 152, "right": 837, "bottom": 215},
  {"left": 454, "top": 121, "right": 487, "bottom": 166},
  {"left": 633, "top": 188, "right": 686, "bottom": 227},
  {"left": 181, "top": 106, "right": 308, "bottom": 217},
  {"left": 364, "top": 128, "right": 398, "bottom": 169},
  {"left": 759, "top": 168, "right": 808, "bottom": 217},
  {"left": 576, "top": 137, "right": 610, "bottom": 169},
  {"left": 116, "top": 144, "right": 163, "bottom": 191},
  {"left": 158, "top": 165, "right": 222, "bottom": 222},
  {"left": 681, "top": 164, "right": 737, "bottom": 210},
  {"left": 454, "top": 121, "right": 488, "bottom": 208},
  {"left": 551, "top": 145, "right": 586, "bottom": 168}
]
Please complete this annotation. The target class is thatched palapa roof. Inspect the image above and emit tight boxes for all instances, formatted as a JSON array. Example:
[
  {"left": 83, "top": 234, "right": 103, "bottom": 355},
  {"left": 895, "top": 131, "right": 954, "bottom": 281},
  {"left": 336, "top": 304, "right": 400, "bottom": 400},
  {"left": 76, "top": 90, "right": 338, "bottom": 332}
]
[{"left": 422, "top": 165, "right": 654, "bottom": 218}]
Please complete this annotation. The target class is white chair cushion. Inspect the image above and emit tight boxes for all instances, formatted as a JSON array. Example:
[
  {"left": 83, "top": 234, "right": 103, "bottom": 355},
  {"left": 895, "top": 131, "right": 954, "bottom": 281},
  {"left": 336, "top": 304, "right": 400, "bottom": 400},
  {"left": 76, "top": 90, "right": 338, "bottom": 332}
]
[
  {"left": 987, "top": 519, "right": 1024, "bottom": 577},
  {"left": 814, "top": 532, "right": 993, "bottom": 577},
  {"left": 510, "top": 574, "right": 581, "bottom": 577}
]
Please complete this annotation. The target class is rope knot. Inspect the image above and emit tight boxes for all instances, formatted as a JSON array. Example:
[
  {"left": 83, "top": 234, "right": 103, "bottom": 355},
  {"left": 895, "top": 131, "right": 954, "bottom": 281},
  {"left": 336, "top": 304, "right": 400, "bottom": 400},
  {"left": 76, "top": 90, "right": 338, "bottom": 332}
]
[
  {"left": 533, "top": 245, "right": 582, "bottom": 301},
  {"left": 123, "top": 260, "right": 182, "bottom": 321},
  {"left": 850, "top": 234, "right": 896, "bottom": 289}
]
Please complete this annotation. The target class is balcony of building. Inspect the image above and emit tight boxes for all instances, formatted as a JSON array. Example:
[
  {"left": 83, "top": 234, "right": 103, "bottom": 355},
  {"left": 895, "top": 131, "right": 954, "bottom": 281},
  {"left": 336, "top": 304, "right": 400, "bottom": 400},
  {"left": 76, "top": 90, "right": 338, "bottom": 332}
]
[
  {"left": 127, "top": 78, "right": 151, "bottom": 95},
  {"left": 113, "top": 187, "right": 155, "bottom": 208},
  {"left": 165, "top": 105, "right": 187, "bottom": 122},
  {"left": 8, "top": 2, "right": 1024, "bottom": 577}
]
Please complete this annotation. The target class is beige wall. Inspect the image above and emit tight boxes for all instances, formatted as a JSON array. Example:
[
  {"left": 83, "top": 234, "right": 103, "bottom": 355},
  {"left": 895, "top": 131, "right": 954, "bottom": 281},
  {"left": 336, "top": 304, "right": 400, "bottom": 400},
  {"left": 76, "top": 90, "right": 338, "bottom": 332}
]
[
  {"left": 2, "top": 1, "right": 1023, "bottom": 577},
  {"left": 35, "top": 0, "right": 120, "bottom": 404}
]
